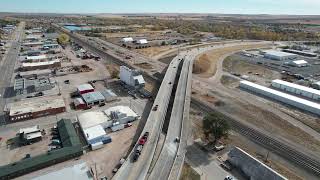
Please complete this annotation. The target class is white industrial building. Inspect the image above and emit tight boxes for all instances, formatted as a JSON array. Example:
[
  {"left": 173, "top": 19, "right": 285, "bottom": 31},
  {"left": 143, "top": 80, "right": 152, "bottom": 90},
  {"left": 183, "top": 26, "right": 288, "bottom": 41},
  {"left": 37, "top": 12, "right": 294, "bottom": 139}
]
[
  {"left": 271, "top": 79, "right": 320, "bottom": 101},
  {"left": 121, "top": 37, "right": 134, "bottom": 43},
  {"left": 120, "top": 66, "right": 145, "bottom": 88},
  {"left": 289, "top": 60, "right": 308, "bottom": 67},
  {"left": 240, "top": 80, "right": 320, "bottom": 116},
  {"left": 33, "top": 162, "right": 94, "bottom": 180},
  {"left": 263, "top": 50, "right": 297, "bottom": 61},
  {"left": 136, "top": 39, "right": 148, "bottom": 45},
  {"left": 104, "top": 105, "right": 139, "bottom": 124},
  {"left": 83, "top": 125, "right": 111, "bottom": 150},
  {"left": 78, "top": 112, "right": 113, "bottom": 150},
  {"left": 78, "top": 111, "right": 113, "bottom": 129}
]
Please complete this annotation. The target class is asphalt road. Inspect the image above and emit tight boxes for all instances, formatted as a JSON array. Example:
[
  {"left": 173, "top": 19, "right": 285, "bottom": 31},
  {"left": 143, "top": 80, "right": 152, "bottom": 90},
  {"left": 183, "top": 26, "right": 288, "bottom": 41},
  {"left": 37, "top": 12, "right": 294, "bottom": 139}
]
[
  {"left": 113, "top": 55, "right": 182, "bottom": 180},
  {"left": 147, "top": 52, "right": 191, "bottom": 180},
  {"left": 0, "top": 22, "right": 24, "bottom": 125}
]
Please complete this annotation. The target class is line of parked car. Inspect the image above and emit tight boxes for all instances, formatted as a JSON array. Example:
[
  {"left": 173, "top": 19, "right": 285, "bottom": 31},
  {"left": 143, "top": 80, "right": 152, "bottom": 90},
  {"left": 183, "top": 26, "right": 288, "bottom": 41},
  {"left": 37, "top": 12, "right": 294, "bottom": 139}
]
[{"left": 48, "top": 125, "right": 62, "bottom": 152}]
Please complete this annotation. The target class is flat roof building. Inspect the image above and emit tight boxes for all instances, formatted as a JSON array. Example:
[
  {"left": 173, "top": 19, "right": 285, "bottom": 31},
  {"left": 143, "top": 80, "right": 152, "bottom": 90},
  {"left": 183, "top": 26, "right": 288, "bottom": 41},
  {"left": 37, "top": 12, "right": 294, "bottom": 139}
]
[
  {"left": 21, "top": 59, "right": 61, "bottom": 71},
  {"left": 81, "top": 91, "right": 105, "bottom": 106},
  {"left": 100, "top": 89, "right": 118, "bottom": 102},
  {"left": 272, "top": 79, "right": 320, "bottom": 101},
  {"left": 83, "top": 125, "right": 111, "bottom": 150},
  {"left": 77, "top": 84, "right": 94, "bottom": 95},
  {"left": 240, "top": 80, "right": 320, "bottom": 116},
  {"left": 78, "top": 111, "right": 112, "bottom": 129},
  {"left": 104, "top": 106, "right": 138, "bottom": 124},
  {"left": 14, "top": 77, "right": 55, "bottom": 95},
  {"left": 33, "top": 162, "right": 93, "bottom": 180},
  {"left": 25, "top": 55, "right": 48, "bottom": 62},
  {"left": 289, "top": 60, "right": 308, "bottom": 67},
  {"left": 263, "top": 50, "right": 297, "bottom": 61},
  {"left": 6, "top": 96, "right": 66, "bottom": 121}
]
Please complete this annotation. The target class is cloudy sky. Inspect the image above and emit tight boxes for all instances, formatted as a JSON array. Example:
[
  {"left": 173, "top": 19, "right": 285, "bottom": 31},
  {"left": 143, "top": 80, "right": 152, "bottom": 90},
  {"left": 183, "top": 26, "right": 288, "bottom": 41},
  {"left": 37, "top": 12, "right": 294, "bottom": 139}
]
[{"left": 0, "top": 0, "right": 319, "bottom": 15}]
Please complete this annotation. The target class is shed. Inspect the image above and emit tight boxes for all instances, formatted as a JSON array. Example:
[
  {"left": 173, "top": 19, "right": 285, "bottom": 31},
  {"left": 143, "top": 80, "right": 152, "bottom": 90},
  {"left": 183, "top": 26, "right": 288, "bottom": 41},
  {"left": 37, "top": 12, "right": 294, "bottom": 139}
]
[
  {"left": 289, "top": 60, "right": 308, "bottom": 67},
  {"left": 101, "top": 89, "right": 118, "bottom": 102}
]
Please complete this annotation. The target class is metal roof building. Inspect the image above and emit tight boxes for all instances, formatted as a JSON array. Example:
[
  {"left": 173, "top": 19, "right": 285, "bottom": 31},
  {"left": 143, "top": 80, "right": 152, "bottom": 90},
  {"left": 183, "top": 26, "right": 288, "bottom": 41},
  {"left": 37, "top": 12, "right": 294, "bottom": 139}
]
[
  {"left": 289, "top": 60, "right": 308, "bottom": 67},
  {"left": 77, "top": 84, "right": 94, "bottom": 94},
  {"left": 240, "top": 80, "right": 320, "bottom": 116},
  {"left": 263, "top": 50, "right": 297, "bottom": 61},
  {"left": 81, "top": 91, "right": 105, "bottom": 106},
  {"left": 33, "top": 162, "right": 93, "bottom": 180},
  {"left": 104, "top": 106, "right": 138, "bottom": 124},
  {"left": 100, "top": 89, "right": 118, "bottom": 102},
  {"left": 272, "top": 79, "right": 320, "bottom": 101},
  {"left": 78, "top": 111, "right": 112, "bottom": 129},
  {"left": 83, "top": 125, "right": 111, "bottom": 150}
]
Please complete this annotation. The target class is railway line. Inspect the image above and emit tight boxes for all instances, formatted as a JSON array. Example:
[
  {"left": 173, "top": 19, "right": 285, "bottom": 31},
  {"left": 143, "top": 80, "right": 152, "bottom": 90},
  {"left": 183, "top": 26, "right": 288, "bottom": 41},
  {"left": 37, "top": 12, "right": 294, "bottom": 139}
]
[{"left": 191, "top": 98, "right": 320, "bottom": 176}]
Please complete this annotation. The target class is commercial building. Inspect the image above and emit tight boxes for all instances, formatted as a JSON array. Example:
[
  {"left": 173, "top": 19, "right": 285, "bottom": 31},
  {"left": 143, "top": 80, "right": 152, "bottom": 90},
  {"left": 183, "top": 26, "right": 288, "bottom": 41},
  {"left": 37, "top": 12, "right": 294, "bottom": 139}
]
[
  {"left": 81, "top": 91, "right": 105, "bottom": 106},
  {"left": 43, "top": 43, "right": 59, "bottom": 50},
  {"left": 104, "top": 106, "right": 139, "bottom": 124},
  {"left": 263, "top": 50, "right": 297, "bottom": 61},
  {"left": 24, "top": 55, "right": 48, "bottom": 62},
  {"left": 14, "top": 77, "right": 55, "bottom": 95},
  {"left": 228, "top": 147, "right": 287, "bottom": 180},
  {"left": 282, "top": 49, "right": 318, "bottom": 57},
  {"left": 33, "top": 162, "right": 93, "bottom": 180},
  {"left": 78, "top": 111, "right": 113, "bottom": 130},
  {"left": 21, "top": 59, "right": 61, "bottom": 71},
  {"left": 6, "top": 96, "right": 66, "bottom": 121},
  {"left": 240, "top": 80, "right": 320, "bottom": 116},
  {"left": 120, "top": 66, "right": 145, "bottom": 89},
  {"left": 271, "top": 79, "right": 320, "bottom": 101},
  {"left": 83, "top": 125, "right": 112, "bottom": 150},
  {"left": 77, "top": 84, "right": 95, "bottom": 95},
  {"left": 25, "top": 34, "right": 42, "bottom": 41},
  {"left": 289, "top": 60, "right": 308, "bottom": 67},
  {"left": 101, "top": 89, "right": 118, "bottom": 102}
]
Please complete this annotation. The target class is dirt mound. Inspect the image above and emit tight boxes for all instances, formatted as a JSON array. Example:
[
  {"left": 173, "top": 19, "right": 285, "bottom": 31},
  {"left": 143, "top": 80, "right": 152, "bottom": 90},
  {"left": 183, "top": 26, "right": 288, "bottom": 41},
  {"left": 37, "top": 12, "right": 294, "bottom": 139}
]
[{"left": 193, "top": 54, "right": 211, "bottom": 74}]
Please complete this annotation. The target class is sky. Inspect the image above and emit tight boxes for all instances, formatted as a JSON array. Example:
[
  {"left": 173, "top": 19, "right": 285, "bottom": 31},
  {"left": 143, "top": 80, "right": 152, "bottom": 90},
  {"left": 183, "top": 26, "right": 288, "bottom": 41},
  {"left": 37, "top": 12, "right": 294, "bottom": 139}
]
[{"left": 0, "top": 0, "right": 320, "bottom": 15}]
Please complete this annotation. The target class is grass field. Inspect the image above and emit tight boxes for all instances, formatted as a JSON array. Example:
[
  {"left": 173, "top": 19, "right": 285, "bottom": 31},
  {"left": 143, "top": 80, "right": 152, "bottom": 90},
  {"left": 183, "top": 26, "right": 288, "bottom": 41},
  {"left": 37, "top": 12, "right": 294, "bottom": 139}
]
[{"left": 180, "top": 163, "right": 201, "bottom": 180}]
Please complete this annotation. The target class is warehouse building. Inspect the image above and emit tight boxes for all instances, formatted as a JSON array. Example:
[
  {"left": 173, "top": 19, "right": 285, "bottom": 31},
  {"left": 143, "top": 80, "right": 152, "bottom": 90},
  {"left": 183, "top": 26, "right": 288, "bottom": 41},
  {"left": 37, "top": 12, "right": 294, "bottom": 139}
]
[
  {"left": 77, "top": 84, "right": 95, "bottom": 95},
  {"left": 78, "top": 112, "right": 113, "bottom": 150},
  {"left": 6, "top": 96, "right": 66, "bottom": 121},
  {"left": 228, "top": 147, "right": 287, "bottom": 180},
  {"left": 78, "top": 111, "right": 113, "bottom": 130},
  {"left": 33, "top": 162, "right": 93, "bottom": 180},
  {"left": 14, "top": 77, "right": 55, "bottom": 95},
  {"left": 21, "top": 59, "right": 61, "bottom": 71},
  {"left": 240, "top": 81, "right": 320, "bottom": 116},
  {"left": 282, "top": 49, "right": 318, "bottom": 57},
  {"left": 289, "top": 60, "right": 308, "bottom": 67},
  {"left": 104, "top": 106, "right": 139, "bottom": 124},
  {"left": 263, "top": 50, "right": 297, "bottom": 61},
  {"left": 81, "top": 91, "right": 105, "bottom": 106},
  {"left": 83, "top": 125, "right": 112, "bottom": 150},
  {"left": 271, "top": 79, "right": 320, "bottom": 101}
]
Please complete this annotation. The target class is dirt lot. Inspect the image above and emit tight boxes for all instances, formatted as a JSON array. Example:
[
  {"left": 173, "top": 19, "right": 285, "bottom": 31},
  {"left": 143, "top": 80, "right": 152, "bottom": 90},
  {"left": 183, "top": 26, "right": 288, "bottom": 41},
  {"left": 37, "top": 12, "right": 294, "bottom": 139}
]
[
  {"left": 223, "top": 56, "right": 281, "bottom": 86},
  {"left": 136, "top": 46, "right": 174, "bottom": 58},
  {"left": 193, "top": 44, "right": 271, "bottom": 78}
]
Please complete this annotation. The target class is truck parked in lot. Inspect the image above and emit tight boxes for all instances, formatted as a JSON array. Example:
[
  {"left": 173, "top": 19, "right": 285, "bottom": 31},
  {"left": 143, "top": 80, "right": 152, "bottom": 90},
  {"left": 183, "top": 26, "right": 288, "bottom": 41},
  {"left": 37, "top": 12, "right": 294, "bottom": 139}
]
[{"left": 133, "top": 131, "right": 149, "bottom": 162}]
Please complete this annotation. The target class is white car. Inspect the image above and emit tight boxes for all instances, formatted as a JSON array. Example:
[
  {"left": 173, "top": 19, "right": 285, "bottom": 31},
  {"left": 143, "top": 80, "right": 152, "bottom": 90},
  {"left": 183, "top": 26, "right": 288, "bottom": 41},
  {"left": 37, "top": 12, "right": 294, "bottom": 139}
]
[{"left": 224, "top": 175, "right": 236, "bottom": 180}]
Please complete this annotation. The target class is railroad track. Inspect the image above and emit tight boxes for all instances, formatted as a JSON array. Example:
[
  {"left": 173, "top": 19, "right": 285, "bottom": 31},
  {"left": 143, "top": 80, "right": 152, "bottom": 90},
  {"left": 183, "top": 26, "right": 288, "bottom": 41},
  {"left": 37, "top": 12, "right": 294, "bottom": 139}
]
[{"left": 191, "top": 98, "right": 320, "bottom": 176}]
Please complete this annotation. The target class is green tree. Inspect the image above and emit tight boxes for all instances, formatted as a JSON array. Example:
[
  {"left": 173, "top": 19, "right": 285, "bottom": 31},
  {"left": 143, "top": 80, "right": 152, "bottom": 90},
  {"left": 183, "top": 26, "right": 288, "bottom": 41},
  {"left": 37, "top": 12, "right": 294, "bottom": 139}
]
[
  {"left": 203, "top": 113, "right": 230, "bottom": 143},
  {"left": 57, "top": 33, "right": 70, "bottom": 45}
]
